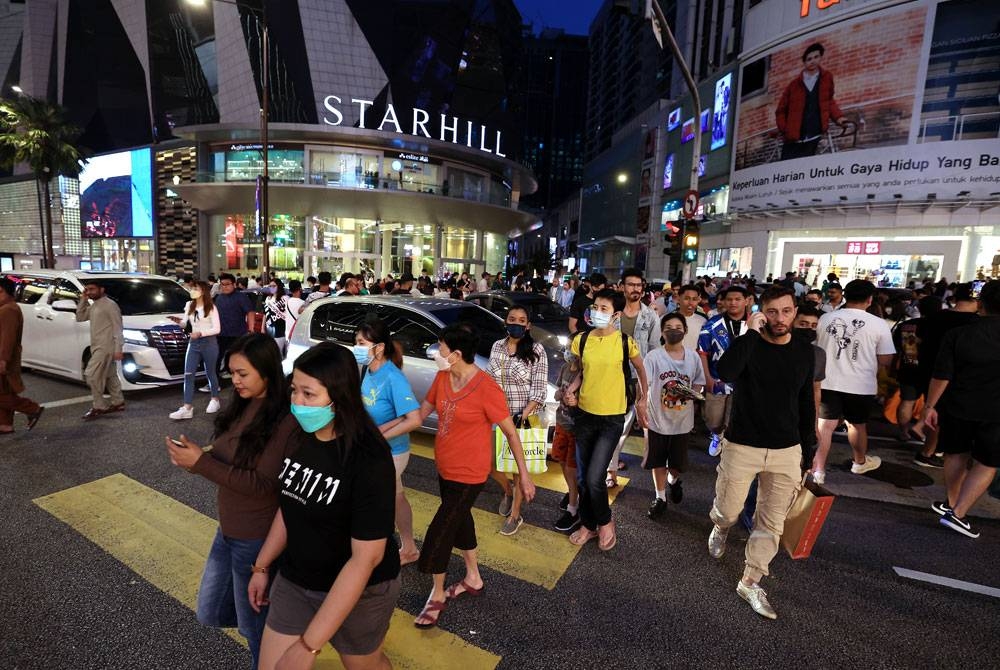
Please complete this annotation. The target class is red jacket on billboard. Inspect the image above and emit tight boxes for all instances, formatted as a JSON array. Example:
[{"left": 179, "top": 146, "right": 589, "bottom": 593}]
[{"left": 775, "top": 67, "right": 844, "bottom": 142}]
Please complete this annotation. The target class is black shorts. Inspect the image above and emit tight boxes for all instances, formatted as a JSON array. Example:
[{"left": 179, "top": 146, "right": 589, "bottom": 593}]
[
  {"left": 898, "top": 383, "right": 925, "bottom": 402},
  {"left": 819, "top": 390, "right": 875, "bottom": 425},
  {"left": 642, "top": 430, "right": 690, "bottom": 472},
  {"left": 938, "top": 413, "right": 1000, "bottom": 467}
]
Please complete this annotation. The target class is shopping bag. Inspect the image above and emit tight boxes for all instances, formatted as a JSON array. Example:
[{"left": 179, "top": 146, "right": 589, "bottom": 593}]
[
  {"left": 494, "top": 426, "right": 548, "bottom": 474},
  {"left": 781, "top": 477, "right": 835, "bottom": 559}
]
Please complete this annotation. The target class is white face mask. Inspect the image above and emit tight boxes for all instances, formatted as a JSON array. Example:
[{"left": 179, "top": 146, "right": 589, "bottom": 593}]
[
  {"left": 590, "top": 310, "right": 612, "bottom": 329},
  {"left": 434, "top": 350, "right": 453, "bottom": 371},
  {"left": 190, "top": 289, "right": 202, "bottom": 300}
]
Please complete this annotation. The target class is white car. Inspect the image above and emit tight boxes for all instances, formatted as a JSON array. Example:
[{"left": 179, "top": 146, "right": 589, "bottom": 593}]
[
  {"left": 284, "top": 295, "right": 560, "bottom": 432},
  {"left": 4, "top": 270, "right": 195, "bottom": 390}
]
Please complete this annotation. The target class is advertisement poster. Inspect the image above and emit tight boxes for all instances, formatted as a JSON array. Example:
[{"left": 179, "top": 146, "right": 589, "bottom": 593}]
[
  {"left": 711, "top": 73, "right": 732, "bottom": 151},
  {"left": 730, "top": 0, "right": 1000, "bottom": 210},
  {"left": 79, "top": 149, "right": 154, "bottom": 238}
]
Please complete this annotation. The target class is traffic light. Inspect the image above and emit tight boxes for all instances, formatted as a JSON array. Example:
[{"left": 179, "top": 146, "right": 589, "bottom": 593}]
[{"left": 682, "top": 220, "right": 699, "bottom": 263}]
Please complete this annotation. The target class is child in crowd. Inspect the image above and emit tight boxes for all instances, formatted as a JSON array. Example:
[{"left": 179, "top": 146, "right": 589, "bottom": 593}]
[{"left": 552, "top": 349, "right": 582, "bottom": 532}]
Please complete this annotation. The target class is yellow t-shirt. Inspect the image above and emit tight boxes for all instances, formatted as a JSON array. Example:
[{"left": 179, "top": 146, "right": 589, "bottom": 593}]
[{"left": 572, "top": 331, "right": 640, "bottom": 415}]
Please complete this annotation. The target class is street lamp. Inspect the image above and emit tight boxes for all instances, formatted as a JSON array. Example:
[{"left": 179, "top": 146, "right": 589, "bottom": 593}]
[
  {"left": 10, "top": 85, "right": 23, "bottom": 94},
  {"left": 616, "top": 173, "right": 628, "bottom": 184},
  {"left": 187, "top": 0, "right": 270, "bottom": 281}
]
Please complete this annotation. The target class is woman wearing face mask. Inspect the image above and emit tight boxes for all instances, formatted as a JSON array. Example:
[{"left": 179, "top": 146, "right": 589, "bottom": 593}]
[
  {"left": 487, "top": 305, "right": 548, "bottom": 535},
  {"left": 642, "top": 313, "right": 706, "bottom": 520},
  {"left": 354, "top": 318, "right": 423, "bottom": 565},
  {"left": 168, "top": 280, "right": 223, "bottom": 420},
  {"left": 249, "top": 342, "right": 400, "bottom": 670},
  {"left": 165, "top": 334, "right": 298, "bottom": 669},
  {"left": 413, "top": 323, "right": 536, "bottom": 628},
  {"left": 263, "top": 279, "right": 288, "bottom": 353}
]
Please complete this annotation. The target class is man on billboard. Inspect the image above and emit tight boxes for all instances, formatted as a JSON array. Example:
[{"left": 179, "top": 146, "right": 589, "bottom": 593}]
[{"left": 775, "top": 43, "right": 848, "bottom": 161}]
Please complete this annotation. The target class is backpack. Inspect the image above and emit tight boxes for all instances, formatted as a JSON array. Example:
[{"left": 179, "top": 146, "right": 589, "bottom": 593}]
[{"left": 578, "top": 330, "right": 636, "bottom": 409}]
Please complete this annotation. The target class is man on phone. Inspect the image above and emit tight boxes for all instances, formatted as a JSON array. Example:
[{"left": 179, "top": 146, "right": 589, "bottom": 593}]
[
  {"left": 707, "top": 286, "right": 816, "bottom": 619},
  {"left": 76, "top": 279, "right": 124, "bottom": 420}
]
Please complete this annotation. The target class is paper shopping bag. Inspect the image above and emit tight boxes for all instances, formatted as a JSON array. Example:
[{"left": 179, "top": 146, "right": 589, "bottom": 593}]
[
  {"left": 781, "top": 479, "right": 835, "bottom": 559},
  {"left": 494, "top": 426, "right": 548, "bottom": 474}
]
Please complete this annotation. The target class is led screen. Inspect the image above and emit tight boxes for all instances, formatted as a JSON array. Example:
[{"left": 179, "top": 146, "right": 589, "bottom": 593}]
[
  {"left": 662, "top": 154, "right": 674, "bottom": 190},
  {"left": 79, "top": 149, "right": 154, "bottom": 238},
  {"left": 711, "top": 73, "right": 732, "bottom": 151},
  {"left": 681, "top": 118, "right": 696, "bottom": 143},
  {"left": 667, "top": 108, "right": 682, "bottom": 131},
  {"left": 700, "top": 109, "right": 710, "bottom": 133}
]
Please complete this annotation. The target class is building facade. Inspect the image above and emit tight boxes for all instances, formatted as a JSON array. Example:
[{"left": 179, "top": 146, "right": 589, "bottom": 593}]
[
  {"left": 705, "top": 0, "right": 1000, "bottom": 285},
  {"left": 0, "top": 0, "right": 535, "bottom": 279}
]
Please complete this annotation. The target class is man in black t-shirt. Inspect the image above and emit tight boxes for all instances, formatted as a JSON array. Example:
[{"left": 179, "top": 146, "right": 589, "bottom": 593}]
[
  {"left": 568, "top": 273, "right": 607, "bottom": 335},
  {"left": 891, "top": 295, "right": 942, "bottom": 464},
  {"left": 707, "top": 286, "right": 815, "bottom": 620},
  {"left": 915, "top": 281, "right": 1000, "bottom": 539}
]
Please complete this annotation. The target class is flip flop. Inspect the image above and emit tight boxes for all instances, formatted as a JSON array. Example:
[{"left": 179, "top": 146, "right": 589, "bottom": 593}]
[
  {"left": 569, "top": 528, "right": 598, "bottom": 546},
  {"left": 599, "top": 533, "right": 617, "bottom": 551},
  {"left": 605, "top": 475, "right": 618, "bottom": 489},
  {"left": 414, "top": 598, "right": 447, "bottom": 629},
  {"left": 445, "top": 580, "right": 484, "bottom": 600},
  {"left": 399, "top": 549, "right": 420, "bottom": 567}
]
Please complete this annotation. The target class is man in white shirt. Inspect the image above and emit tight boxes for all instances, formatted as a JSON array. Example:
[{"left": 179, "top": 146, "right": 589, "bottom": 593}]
[
  {"left": 477, "top": 272, "right": 491, "bottom": 293},
  {"left": 676, "top": 284, "right": 707, "bottom": 351},
  {"left": 812, "top": 280, "right": 895, "bottom": 484},
  {"left": 819, "top": 282, "right": 845, "bottom": 313}
]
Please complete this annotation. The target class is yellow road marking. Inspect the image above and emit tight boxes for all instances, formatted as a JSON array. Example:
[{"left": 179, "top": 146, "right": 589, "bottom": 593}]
[{"left": 34, "top": 474, "right": 499, "bottom": 670}]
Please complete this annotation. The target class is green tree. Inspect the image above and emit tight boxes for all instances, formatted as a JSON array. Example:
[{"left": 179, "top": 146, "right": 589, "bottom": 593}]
[{"left": 0, "top": 95, "right": 86, "bottom": 268}]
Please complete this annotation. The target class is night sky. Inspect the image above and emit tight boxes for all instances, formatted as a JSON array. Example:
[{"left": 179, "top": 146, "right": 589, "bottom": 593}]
[{"left": 514, "top": 0, "right": 606, "bottom": 36}]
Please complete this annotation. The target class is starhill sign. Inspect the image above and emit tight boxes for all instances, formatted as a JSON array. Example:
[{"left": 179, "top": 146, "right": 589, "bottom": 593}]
[{"left": 322, "top": 95, "right": 506, "bottom": 157}]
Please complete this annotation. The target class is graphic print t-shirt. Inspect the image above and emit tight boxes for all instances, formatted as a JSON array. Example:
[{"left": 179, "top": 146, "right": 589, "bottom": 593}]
[
  {"left": 362, "top": 362, "right": 420, "bottom": 456},
  {"left": 816, "top": 307, "right": 895, "bottom": 395},
  {"left": 278, "top": 435, "right": 400, "bottom": 592},
  {"left": 643, "top": 347, "right": 706, "bottom": 435}
]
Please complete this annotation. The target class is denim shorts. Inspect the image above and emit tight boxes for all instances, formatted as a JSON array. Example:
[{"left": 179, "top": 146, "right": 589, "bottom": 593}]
[{"left": 266, "top": 571, "right": 400, "bottom": 656}]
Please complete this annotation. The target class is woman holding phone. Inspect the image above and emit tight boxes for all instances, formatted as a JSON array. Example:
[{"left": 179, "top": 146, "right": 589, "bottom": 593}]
[
  {"left": 168, "top": 280, "right": 222, "bottom": 420},
  {"left": 165, "top": 334, "right": 298, "bottom": 669},
  {"left": 249, "top": 343, "right": 400, "bottom": 669}
]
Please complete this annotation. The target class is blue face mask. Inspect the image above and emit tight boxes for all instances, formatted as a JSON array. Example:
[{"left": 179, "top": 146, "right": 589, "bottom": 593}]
[
  {"left": 290, "top": 402, "right": 335, "bottom": 433},
  {"left": 352, "top": 344, "right": 373, "bottom": 365},
  {"left": 505, "top": 324, "right": 527, "bottom": 339},
  {"left": 589, "top": 310, "right": 612, "bottom": 329}
]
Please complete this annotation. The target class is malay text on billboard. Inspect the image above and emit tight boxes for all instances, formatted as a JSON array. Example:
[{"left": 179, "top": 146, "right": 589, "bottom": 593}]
[{"left": 729, "top": 0, "right": 1000, "bottom": 212}]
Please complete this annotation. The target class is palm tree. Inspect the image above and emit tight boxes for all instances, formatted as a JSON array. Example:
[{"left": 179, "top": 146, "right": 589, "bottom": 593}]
[{"left": 0, "top": 95, "right": 86, "bottom": 268}]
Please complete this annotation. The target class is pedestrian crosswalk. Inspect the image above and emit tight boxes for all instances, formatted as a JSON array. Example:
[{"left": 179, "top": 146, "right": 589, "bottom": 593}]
[{"left": 33, "top": 442, "right": 633, "bottom": 668}]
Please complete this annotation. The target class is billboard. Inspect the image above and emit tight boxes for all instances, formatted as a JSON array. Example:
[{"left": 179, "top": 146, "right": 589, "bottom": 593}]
[
  {"left": 730, "top": 0, "right": 1000, "bottom": 211},
  {"left": 711, "top": 73, "right": 732, "bottom": 151},
  {"left": 79, "top": 149, "right": 154, "bottom": 238}
]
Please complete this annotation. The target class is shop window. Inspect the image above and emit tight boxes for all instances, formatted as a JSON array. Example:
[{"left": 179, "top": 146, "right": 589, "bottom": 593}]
[
  {"left": 225, "top": 149, "right": 304, "bottom": 183},
  {"left": 309, "top": 151, "right": 380, "bottom": 188}
]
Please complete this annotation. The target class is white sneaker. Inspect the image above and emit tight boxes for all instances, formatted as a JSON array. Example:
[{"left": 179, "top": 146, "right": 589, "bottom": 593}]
[
  {"left": 811, "top": 470, "right": 826, "bottom": 485},
  {"left": 169, "top": 406, "right": 193, "bottom": 420},
  {"left": 198, "top": 385, "right": 211, "bottom": 393},
  {"left": 206, "top": 398, "right": 221, "bottom": 414},
  {"left": 851, "top": 455, "right": 881, "bottom": 475}
]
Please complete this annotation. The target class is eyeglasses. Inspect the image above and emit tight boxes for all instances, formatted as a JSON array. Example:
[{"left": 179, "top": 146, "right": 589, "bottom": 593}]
[{"left": 624, "top": 282, "right": 644, "bottom": 288}]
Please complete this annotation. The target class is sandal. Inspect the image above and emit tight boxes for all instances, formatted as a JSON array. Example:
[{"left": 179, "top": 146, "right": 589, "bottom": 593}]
[
  {"left": 605, "top": 475, "right": 618, "bottom": 489},
  {"left": 617, "top": 460, "right": 628, "bottom": 472},
  {"left": 569, "top": 528, "right": 598, "bottom": 546},
  {"left": 414, "top": 598, "right": 447, "bottom": 629},
  {"left": 445, "top": 579, "right": 484, "bottom": 600},
  {"left": 399, "top": 549, "right": 420, "bottom": 567},
  {"left": 599, "top": 532, "right": 617, "bottom": 551}
]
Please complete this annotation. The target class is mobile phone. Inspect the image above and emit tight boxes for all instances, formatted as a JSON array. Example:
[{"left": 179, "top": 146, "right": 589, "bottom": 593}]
[
  {"left": 169, "top": 438, "right": 184, "bottom": 447},
  {"left": 751, "top": 304, "right": 760, "bottom": 313},
  {"left": 972, "top": 280, "right": 985, "bottom": 298}
]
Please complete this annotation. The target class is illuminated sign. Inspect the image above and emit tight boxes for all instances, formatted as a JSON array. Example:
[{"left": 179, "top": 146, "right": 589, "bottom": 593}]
[
  {"left": 681, "top": 118, "right": 696, "bottom": 143},
  {"left": 800, "top": 0, "right": 842, "bottom": 19},
  {"left": 711, "top": 73, "right": 732, "bottom": 151},
  {"left": 700, "top": 109, "right": 710, "bottom": 133},
  {"left": 663, "top": 154, "right": 674, "bottom": 190},
  {"left": 323, "top": 95, "right": 505, "bottom": 157},
  {"left": 667, "top": 108, "right": 682, "bottom": 131},
  {"left": 846, "top": 241, "right": 881, "bottom": 255}
]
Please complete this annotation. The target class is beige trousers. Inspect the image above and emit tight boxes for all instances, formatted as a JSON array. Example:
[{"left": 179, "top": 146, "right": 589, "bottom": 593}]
[
  {"left": 85, "top": 350, "right": 123, "bottom": 410},
  {"left": 710, "top": 439, "right": 802, "bottom": 583}
]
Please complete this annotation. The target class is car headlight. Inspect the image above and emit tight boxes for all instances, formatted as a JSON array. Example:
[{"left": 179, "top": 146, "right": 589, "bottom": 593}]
[
  {"left": 557, "top": 335, "right": 568, "bottom": 347},
  {"left": 123, "top": 329, "right": 148, "bottom": 346}
]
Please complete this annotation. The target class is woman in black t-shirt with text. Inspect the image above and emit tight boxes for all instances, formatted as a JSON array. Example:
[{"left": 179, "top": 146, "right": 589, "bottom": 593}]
[{"left": 248, "top": 342, "right": 400, "bottom": 668}]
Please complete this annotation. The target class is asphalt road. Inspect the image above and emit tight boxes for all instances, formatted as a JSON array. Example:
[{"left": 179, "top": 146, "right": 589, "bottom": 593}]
[{"left": 2, "top": 372, "right": 999, "bottom": 669}]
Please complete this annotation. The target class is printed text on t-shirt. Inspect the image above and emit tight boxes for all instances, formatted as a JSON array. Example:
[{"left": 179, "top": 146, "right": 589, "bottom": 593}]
[{"left": 279, "top": 457, "right": 341, "bottom": 505}]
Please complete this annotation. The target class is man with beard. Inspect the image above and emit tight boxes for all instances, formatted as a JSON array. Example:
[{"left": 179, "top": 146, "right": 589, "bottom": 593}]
[{"left": 707, "top": 286, "right": 816, "bottom": 619}]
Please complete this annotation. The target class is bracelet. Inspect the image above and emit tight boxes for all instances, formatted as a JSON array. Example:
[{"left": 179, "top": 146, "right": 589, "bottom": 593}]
[
  {"left": 298, "top": 636, "right": 322, "bottom": 656},
  {"left": 250, "top": 564, "right": 269, "bottom": 574}
]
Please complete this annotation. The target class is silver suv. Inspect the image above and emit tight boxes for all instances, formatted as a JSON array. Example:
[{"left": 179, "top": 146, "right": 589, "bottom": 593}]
[
  {"left": 3, "top": 270, "right": 194, "bottom": 389},
  {"left": 284, "top": 295, "right": 560, "bottom": 431}
]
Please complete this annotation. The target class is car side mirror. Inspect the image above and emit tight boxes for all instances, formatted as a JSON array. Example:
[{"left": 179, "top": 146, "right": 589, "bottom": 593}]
[
  {"left": 52, "top": 299, "right": 78, "bottom": 312},
  {"left": 425, "top": 343, "right": 440, "bottom": 360}
]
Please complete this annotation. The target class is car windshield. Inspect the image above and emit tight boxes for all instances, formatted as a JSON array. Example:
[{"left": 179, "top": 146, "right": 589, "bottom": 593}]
[
  {"left": 512, "top": 297, "right": 568, "bottom": 323},
  {"left": 98, "top": 278, "right": 190, "bottom": 315},
  {"left": 430, "top": 304, "right": 507, "bottom": 359}
]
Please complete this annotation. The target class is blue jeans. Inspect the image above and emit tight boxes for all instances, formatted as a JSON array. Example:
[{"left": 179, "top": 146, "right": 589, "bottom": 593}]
[
  {"left": 196, "top": 529, "right": 267, "bottom": 669},
  {"left": 574, "top": 411, "right": 625, "bottom": 530},
  {"left": 184, "top": 336, "right": 220, "bottom": 405}
]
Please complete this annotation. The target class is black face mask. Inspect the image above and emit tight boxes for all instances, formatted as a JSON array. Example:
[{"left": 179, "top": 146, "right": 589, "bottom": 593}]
[
  {"left": 506, "top": 324, "right": 527, "bottom": 339},
  {"left": 794, "top": 327, "right": 817, "bottom": 343}
]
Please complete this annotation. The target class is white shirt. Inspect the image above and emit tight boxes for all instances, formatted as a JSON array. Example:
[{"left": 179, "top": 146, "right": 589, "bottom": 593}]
[
  {"left": 285, "top": 296, "right": 305, "bottom": 319},
  {"left": 477, "top": 278, "right": 489, "bottom": 292},
  {"left": 816, "top": 307, "right": 895, "bottom": 395},
  {"left": 644, "top": 347, "right": 706, "bottom": 435},
  {"left": 681, "top": 313, "right": 707, "bottom": 351},
  {"left": 180, "top": 303, "right": 221, "bottom": 338}
]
